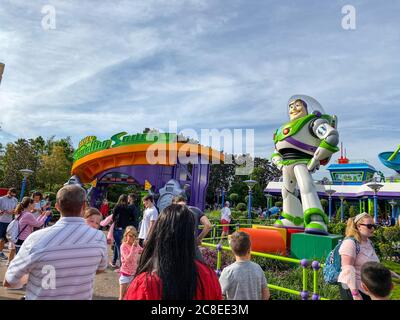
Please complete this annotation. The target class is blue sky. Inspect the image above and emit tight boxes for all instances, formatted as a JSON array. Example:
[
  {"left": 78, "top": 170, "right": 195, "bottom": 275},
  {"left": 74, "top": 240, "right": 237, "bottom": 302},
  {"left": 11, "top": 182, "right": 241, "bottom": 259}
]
[{"left": 0, "top": 0, "right": 399, "bottom": 178}]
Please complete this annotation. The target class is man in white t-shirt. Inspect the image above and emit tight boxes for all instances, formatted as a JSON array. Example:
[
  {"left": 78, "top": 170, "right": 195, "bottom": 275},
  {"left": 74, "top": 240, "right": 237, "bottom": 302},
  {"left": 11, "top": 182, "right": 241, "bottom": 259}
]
[
  {"left": 0, "top": 188, "right": 18, "bottom": 260},
  {"left": 220, "top": 201, "right": 232, "bottom": 244},
  {"left": 138, "top": 194, "right": 158, "bottom": 247}
]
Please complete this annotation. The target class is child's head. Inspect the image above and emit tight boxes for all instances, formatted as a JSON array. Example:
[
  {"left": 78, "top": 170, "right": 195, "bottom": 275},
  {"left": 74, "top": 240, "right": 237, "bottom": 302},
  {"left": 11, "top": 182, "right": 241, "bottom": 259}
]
[
  {"left": 229, "top": 231, "right": 251, "bottom": 258},
  {"left": 123, "top": 226, "right": 138, "bottom": 244},
  {"left": 361, "top": 262, "right": 393, "bottom": 300},
  {"left": 84, "top": 207, "right": 102, "bottom": 229}
]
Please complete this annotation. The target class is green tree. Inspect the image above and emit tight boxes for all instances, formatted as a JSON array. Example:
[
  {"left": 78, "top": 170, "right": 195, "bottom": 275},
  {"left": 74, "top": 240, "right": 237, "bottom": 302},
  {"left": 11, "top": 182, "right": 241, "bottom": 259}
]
[
  {"left": 229, "top": 193, "right": 239, "bottom": 206},
  {"left": 1, "top": 139, "right": 38, "bottom": 192},
  {"left": 36, "top": 146, "right": 72, "bottom": 192}
]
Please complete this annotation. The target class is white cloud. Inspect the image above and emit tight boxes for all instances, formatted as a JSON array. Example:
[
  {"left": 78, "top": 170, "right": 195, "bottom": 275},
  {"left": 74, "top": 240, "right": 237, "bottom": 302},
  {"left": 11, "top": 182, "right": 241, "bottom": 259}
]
[{"left": 0, "top": 0, "right": 399, "bottom": 178}]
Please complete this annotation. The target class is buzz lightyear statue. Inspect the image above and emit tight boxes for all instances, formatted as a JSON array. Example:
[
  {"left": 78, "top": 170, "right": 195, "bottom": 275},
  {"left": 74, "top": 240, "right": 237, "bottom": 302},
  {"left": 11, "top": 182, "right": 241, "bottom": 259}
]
[{"left": 271, "top": 95, "right": 339, "bottom": 235}]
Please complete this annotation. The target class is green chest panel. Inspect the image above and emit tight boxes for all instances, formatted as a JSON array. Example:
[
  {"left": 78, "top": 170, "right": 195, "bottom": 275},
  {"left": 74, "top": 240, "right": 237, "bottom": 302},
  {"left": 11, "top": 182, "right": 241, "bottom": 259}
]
[
  {"left": 273, "top": 115, "right": 315, "bottom": 143},
  {"left": 273, "top": 114, "right": 333, "bottom": 144}
]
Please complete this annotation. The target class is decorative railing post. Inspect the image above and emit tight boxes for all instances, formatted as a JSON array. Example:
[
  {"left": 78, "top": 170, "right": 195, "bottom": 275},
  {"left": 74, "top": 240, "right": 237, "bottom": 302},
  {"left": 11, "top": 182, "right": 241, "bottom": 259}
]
[
  {"left": 300, "top": 259, "right": 309, "bottom": 300},
  {"left": 216, "top": 243, "right": 222, "bottom": 277},
  {"left": 235, "top": 222, "right": 240, "bottom": 232},
  {"left": 212, "top": 224, "right": 216, "bottom": 244},
  {"left": 311, "top": 261, "right": 321, "bottom": 300}
]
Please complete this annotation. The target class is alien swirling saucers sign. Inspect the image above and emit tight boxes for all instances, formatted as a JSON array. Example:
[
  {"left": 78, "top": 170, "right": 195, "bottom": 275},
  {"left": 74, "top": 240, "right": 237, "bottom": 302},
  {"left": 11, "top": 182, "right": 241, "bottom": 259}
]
[{"left": 73, "top": 132, "right": 176, "bottom": 163}]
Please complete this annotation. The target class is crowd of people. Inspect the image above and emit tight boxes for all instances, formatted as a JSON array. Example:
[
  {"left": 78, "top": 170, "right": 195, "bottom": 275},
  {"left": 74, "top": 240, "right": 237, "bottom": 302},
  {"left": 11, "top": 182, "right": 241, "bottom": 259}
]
[{"left": 0, "top": 186, "right": 398, "bottom": 300}]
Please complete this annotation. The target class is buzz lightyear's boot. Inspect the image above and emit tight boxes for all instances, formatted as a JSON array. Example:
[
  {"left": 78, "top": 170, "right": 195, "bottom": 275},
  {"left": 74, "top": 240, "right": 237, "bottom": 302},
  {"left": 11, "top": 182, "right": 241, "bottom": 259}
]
[{"left": 303, "top": 208, "right": 329, "bottom": 235}]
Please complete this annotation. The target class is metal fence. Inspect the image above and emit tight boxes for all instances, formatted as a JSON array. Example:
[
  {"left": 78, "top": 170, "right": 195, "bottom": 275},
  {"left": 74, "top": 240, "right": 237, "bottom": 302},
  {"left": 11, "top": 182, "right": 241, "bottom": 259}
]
[{"left": 200, "top": 223, "right": 328, "bottom": 300}]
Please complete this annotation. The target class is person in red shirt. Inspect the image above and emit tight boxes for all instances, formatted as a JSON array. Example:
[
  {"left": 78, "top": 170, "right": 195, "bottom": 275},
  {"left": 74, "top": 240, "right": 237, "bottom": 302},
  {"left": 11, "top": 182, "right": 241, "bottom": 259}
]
[
  {"left": 99, "top": 199, "right": 109, "bottom": 218},
  {"left": 124, "top": 204, "right": 222, "bottom": 300}
]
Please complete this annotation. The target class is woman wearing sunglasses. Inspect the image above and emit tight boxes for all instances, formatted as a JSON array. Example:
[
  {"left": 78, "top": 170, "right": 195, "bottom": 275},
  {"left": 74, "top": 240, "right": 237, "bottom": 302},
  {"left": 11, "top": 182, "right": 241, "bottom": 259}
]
[{"left": 337, "top": 212, "right": 380, "bottom": 300}]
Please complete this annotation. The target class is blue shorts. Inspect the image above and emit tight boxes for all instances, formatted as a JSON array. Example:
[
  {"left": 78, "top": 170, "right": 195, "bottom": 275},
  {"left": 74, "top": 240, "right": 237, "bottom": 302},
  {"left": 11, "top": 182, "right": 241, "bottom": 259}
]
[{"left": 0, "top": 222, "right": 10, "bottom": 240}]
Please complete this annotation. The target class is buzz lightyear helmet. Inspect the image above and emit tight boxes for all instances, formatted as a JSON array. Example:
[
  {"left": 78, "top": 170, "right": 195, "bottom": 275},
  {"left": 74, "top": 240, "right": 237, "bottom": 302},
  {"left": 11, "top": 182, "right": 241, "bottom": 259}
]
[{"left": 287, "top": 94, "right": 326, "bottom": 119}]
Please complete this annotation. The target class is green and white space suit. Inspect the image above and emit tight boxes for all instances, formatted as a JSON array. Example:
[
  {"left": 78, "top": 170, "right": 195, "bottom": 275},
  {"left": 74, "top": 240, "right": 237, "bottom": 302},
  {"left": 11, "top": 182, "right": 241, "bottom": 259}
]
[{"left": 271, "top": 95, "right": 339, "bottom": 235}]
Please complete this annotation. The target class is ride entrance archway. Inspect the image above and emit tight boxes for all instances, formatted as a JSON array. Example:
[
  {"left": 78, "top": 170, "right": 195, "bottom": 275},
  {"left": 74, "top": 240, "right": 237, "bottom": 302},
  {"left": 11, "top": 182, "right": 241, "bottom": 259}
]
[{"left": 71, "top": 132, "right": 224, "bottom": 211}]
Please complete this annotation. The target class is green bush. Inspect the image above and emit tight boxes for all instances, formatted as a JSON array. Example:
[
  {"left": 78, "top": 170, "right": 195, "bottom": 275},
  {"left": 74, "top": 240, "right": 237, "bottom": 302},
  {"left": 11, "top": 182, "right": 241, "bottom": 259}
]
[
  {"left": 108, "top": 202, "right": 116, "bottom": 211},
  {"left": 383, "top": 226, "right": 400, "bottom": 242},
  {"left": 229, "top": 193, "right": 239, "bottom": 205},
  {"left": 327, "top": 221, "right": 346, "bottom": 235},
  {"left": 44, "top": 192, "right": 56, "bottom": 202},
  {"left": 206, "top": 210, "right": 221, "bottom": 221},
  {"left": 236, "top": 203, "right": 247, "bottom": 211},
  {"left": 264, "top": 266, "right": 340, "bottom": 300}
]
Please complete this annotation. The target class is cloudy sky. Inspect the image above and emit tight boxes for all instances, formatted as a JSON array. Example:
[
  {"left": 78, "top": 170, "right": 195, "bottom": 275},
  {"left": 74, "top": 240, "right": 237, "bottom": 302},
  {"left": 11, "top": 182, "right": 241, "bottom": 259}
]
[{"left": 0, "top": 0, "right": 399, "bottom": 178}]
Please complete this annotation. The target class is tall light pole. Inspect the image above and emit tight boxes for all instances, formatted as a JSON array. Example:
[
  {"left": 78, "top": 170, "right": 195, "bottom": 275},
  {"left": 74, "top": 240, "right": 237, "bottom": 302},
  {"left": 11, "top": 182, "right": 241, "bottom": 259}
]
[
  {"left": 221, "top": 188, "right": 225, "bottom": 208},
  {"left": 389, "top": 199, "right": 397, "bottom": 223},
  {"left": 264, "top": 192, "right": 272, "bottom": 211},
  {"left": 339, "top": 195, "right": 345, "bottom": 222},
  {"left": 367, "top": 182, "right": 384, "bottom": 224},
  {"left": 19, "top": 169, "right": 34, "bottom": 201},
  {"left": 244, "top": 180, "right": 257, "bottom": 224},
  {"left": 325, "top": 188, "right": 336, "bottom": 222}
]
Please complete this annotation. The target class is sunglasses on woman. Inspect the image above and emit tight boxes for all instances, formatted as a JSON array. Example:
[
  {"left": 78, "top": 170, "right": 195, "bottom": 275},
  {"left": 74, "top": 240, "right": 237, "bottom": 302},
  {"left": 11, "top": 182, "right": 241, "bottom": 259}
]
[{"left": 359, "top": 223, "right": 376, "bottom": 229}]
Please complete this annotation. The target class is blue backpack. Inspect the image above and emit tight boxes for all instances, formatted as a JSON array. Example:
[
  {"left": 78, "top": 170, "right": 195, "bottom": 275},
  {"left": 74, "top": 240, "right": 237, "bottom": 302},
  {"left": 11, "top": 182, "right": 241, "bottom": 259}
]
[{"left": 323, "top": 237, "right": 360, "bottom": 284}]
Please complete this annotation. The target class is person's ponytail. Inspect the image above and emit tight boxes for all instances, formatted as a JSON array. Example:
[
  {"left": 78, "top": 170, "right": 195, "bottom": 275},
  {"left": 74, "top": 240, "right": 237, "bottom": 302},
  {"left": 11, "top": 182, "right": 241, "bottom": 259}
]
[
  {"left": 15, "top": 196, "right": 33, "bottom": 216},
  {"left": 345, "top": 216, "right": 361, "bottom": 242}
]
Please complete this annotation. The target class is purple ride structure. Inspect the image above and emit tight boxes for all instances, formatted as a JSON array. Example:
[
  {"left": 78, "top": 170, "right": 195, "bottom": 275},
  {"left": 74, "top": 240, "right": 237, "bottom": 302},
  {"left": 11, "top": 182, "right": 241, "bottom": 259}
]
[{"left": 69, "top": 132, "right": 224, "bottom": 211}]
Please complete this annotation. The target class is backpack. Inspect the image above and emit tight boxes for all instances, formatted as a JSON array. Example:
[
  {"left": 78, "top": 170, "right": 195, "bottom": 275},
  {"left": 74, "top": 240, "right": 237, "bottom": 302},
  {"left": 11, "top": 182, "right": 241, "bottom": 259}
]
[
  {"left": 6, "top": 214, "right": 28, "bottom": 244},
  {"left": 323, "top": 237, "right": 360, "bottom": 284}
]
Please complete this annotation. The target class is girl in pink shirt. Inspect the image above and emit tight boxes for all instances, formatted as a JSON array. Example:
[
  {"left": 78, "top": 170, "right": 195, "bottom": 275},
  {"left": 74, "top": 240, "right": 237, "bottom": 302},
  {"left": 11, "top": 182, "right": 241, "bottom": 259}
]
[
  {"left": 119, "top": 226, "right": 143, "bottom": 300},
  {"left": 15, "top": 197, "right": 50, "bottom": 253}
]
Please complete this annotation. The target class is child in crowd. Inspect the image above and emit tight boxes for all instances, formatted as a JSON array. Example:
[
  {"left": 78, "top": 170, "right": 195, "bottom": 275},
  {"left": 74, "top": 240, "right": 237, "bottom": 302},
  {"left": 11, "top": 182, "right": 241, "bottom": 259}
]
[
  {"left": 100, "top": 212, "right": 114, "bottom": 245},
  {"left": 43, "top": 195, "right": 53, "bottom": 227},
  {"left": 219, "top": 231, "right": 270, "bottom": 300},
  {"left": 119, "top": 226, "right": 143, "bottom": 300},
  {"left": 84, "top": 208, "right": 102, "bottom": 229},
  {"left": 361, "top": 262, "right": 393, "bottom": 300}
]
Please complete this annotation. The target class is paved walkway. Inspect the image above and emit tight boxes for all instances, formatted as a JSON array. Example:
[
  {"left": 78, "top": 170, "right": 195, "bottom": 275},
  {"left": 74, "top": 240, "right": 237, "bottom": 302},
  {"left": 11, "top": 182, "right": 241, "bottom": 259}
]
[{"left": 0, "top": 239, "right": 120, "bottom": 300}]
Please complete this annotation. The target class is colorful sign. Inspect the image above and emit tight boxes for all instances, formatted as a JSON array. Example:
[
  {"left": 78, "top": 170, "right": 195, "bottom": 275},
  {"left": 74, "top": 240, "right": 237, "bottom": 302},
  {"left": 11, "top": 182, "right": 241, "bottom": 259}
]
[
  {"left": 73, "top": 132, "right": 177, "bottom": 163},
  {"left": 332, "top": 172, "right": 364, "bottom": 182}
]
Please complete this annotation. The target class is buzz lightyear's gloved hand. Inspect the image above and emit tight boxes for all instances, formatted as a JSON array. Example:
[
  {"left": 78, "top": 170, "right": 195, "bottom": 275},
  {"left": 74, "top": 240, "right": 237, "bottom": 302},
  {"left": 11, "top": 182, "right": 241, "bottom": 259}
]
[{"left": 307, "top": 158, "right": 320, "bottom": 173}]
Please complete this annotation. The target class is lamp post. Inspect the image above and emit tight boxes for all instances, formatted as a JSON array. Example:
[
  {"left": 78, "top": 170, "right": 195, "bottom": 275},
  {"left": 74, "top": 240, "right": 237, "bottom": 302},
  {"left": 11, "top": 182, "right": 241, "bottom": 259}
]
[
  {"left": 221, "top": 188, "right": 225, "bottom": 208},
  {"left": 339, "top": 195, "right": 345, "bottom": 222},
  {"left": 264, "top": 192, "right": 272, "bottom": 212},
  {"left": 389, "top": 200, "right": 397, "bottom": 223},
  {"left": 244, "top": 180, "right": 257, "bottom": 224},
  {"left": 19, "top": 169, "right": 34, "bottom": 201},
  {"left": 325, "top": 188, "right": 336, "bottom": 222},
  {"left": 367, "top": 182, "right": 384, "bottom": 224},
  {"left": 362, "top": 195, "right": 368, "bottom": 213}
]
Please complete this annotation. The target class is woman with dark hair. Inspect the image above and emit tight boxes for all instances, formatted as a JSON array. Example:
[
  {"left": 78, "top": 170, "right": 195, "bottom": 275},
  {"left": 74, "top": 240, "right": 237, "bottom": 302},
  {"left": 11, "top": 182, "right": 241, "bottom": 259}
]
[
  {"left": 125, "top": 204, "right": 222, "bottom": 300},
  {"left": 111, "top": 194, "right": 136, "bottom": 269}
]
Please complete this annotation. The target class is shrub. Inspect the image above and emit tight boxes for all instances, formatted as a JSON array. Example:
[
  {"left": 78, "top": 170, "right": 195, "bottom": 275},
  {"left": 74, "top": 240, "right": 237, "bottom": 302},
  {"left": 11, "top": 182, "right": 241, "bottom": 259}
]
[
  {"left": 108, "top": 202, "right": 116, "bottom": 210},
  {"left": 327, "top": 221, "right": 346, "bottom": 236},
  {"left": 264, "top": 266, "right": 340, "bottom": 300},
  {"left": 236, "top": 203, "right": 247, "bottom": 211},
  {"left": 199, "top": 247, "right": 235, "bottom": 270},
  {"left": 383, "top": 226, "right": 400, "bottom": 242},
  {"left": 229, "top": 193, "right": 239, "bottom": 205}
]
